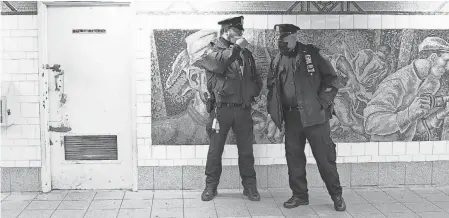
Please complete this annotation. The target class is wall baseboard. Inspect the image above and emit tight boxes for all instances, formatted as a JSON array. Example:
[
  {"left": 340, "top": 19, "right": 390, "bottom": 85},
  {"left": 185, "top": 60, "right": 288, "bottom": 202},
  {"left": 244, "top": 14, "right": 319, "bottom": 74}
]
[{"left": 138, "top": 161, "right": 449, "bottom": 190}]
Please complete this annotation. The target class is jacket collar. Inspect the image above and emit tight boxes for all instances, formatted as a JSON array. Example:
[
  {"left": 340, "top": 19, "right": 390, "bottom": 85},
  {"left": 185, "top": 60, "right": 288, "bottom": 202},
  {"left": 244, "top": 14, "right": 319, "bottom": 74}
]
[{"left": 213, "top": 37, "right": 233, "bottom": 49}]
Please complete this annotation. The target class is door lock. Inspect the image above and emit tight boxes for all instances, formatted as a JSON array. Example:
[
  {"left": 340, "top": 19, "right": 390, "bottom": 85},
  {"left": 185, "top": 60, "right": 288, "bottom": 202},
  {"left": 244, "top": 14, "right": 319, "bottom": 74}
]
[{"left": 45, "top": 64, "right": 61, "bottom": 72}]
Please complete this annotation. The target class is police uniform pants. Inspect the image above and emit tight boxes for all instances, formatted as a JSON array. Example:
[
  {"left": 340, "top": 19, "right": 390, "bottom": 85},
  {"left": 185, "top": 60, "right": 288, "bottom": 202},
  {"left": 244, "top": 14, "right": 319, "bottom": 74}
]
[
  {"left": 284, "top": 109, "right": 342, "bottom": 199},
  {"left": 205, "top": 106, "right": 257, "bottom": 189}
]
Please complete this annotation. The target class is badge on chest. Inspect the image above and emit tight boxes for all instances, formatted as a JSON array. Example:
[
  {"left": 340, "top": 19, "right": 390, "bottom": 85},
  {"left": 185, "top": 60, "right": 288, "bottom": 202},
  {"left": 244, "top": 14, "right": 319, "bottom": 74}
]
[{"left": 305, "top": 54, "right": 315, "bottom": 74}]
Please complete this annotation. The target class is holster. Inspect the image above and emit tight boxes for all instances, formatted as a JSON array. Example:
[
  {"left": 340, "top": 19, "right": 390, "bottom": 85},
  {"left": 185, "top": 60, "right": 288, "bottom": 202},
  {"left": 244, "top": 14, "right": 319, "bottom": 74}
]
[{"left": 206, "top": 93, "right": 216, "bottom": 113}]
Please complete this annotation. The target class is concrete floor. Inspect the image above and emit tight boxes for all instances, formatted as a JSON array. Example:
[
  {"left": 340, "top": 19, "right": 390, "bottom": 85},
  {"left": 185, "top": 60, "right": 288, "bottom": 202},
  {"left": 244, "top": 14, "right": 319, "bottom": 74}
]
[{"left": 1, "top": 186, "right": 449, "bottom": 218}]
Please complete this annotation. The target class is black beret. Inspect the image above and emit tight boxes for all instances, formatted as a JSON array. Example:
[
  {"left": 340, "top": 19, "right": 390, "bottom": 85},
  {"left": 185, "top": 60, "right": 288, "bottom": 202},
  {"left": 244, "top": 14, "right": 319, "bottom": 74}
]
[{"left": 218, "top": 16, "right": 244, "bottom": 31}]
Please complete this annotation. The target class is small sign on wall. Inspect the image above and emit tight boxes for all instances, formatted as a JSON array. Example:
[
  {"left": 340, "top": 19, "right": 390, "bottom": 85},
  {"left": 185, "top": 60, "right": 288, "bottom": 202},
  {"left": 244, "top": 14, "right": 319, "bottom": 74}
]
[{"left": 72, "top": 29, "right": 106, "bottom": 34}]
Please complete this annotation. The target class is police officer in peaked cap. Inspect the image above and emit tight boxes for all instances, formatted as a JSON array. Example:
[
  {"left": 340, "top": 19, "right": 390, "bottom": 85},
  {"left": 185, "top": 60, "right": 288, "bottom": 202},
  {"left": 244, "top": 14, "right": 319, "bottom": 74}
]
[
  {"left": 193, "top": 16, "right": 263, "bottom": 202},
  {"left": 266, "top": 23, "right": 346, "bottom": 211}
]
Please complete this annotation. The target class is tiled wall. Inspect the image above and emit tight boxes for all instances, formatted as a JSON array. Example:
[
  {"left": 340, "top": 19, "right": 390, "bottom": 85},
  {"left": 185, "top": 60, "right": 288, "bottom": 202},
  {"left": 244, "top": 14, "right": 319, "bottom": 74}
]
[
  {"left": 137, "top": 14, "right": 449, "bottom": 167},
  {"left": 1, "top": 15, "right": 41, "bottom": 168},
  {"left": 2, "top": 13, "right": 449, "bottom": 168}
]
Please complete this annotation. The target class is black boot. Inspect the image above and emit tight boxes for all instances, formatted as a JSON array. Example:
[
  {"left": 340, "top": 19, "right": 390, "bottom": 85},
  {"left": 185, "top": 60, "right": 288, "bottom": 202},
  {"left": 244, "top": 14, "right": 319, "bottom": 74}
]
[
  {"left": 283, "top": 196, "right": 309, "bottom": 209},
  {"left": 243, "top": 187, "right": 260, "bottom": 201},
  {"left": 201, "top": 188, "right": 217, "bottom": 201},
  {"left": 332, "top": 196, "right": 346, "bottom": 211}
]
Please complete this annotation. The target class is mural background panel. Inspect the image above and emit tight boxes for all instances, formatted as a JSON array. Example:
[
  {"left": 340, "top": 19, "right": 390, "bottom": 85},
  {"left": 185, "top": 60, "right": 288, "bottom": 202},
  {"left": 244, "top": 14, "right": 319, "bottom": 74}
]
[{"left": 151, "top": 28, "right": 449, "bottom": 145}]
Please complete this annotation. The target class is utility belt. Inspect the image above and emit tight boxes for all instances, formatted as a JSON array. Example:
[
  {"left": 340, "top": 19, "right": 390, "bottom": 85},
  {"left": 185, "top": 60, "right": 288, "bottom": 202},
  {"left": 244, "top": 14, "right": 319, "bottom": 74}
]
[{"left": 215, "top": 102, "right": 247, "bottom": 108}]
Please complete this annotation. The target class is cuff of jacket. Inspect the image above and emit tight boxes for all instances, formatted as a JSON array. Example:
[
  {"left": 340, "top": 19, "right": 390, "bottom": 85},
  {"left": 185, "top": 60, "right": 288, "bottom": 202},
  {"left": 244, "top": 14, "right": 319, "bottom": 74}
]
[{"left": 396, "top": 108, "right": 413, "bottom": 133}]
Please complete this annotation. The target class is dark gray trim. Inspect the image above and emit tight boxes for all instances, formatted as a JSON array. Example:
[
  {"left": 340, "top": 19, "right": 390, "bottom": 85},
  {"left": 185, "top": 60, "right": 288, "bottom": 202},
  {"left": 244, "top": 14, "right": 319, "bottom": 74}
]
[
  {"left": 1, "top": 11, "right": 37, "bottom": 15},
  {"left": 286, "top": 1, "right": 300, "bottom": 12},
  {"left": 3, "top": 1, "right": 17, "bottom": 11},
  {"left": 137, "top": 11, "right": 449, "bottom": 15}
]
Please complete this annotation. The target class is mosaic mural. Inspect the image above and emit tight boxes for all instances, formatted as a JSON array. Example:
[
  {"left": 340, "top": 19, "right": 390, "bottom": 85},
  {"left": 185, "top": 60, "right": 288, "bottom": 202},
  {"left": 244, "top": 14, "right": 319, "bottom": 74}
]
[{"left": 151, "top": 29, "right": 449, "bottom": 145}]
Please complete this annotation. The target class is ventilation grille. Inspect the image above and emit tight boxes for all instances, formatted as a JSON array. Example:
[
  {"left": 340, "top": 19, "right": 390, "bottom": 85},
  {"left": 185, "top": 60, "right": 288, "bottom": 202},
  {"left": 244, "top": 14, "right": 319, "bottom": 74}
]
[{"left": 64, "top": 135, "right": 118, "bottom": 160}]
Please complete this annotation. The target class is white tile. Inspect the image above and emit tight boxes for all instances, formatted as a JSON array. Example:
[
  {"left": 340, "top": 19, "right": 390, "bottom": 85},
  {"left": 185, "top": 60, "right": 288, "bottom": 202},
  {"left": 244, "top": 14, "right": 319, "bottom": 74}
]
[
  {"left": 166, "top": 146, "right": 181, "bottom": 159},
  {"left": 425, "top": 155, "right": 439, "bottom": 161},
  {"left": 399, "top": 155, "right": 413, "bottom": 162},
  {"left": 253, "top": 15, "right": 268, "bottom": 29},
  {"left": 325, "top": 15, "right": 340, "bottom": 29},
  {"left": 353, "top": 15, "right": 368, "bottom": 29},
  {"left": 306, "top": 157, "right": 316, "bottom": 164},
  {"left": 10, "top": 30, "right": 38, "bottom": 37},
  {"left": 16, "top": 37, "right": 34, "bottom": 51},
  {"left": 368, "top": 15, "right": 382, "bottom": 29},
  {"left": 181, "top": 146, "right": 195, "bottom": 159},
  {"left": 273, "top": 157, "right": 286, "bottom": 164},
  {"left": 230, "top": 159, "right": 239, "bottom": 166},
  {"left": 337, "top": 143, "right": 352, "bottom": 156},
  {"left": 357, "top": 156, "right": 372, "bottom": 163},
  {"left": 21, "top": 103, "right": 39, "bottom": 117},
  {"left": 339, "top": 15, "right": 354, "bottom": 29},
  {"left": 138, "top": 145, "right": 151, "bottom": 160},
  {"left": 3, "top": 15, "right": 18, "bottom": 29},
  {"left": 159, "top": 159, "right": 174, "bottom": 166},
  {"left": 419, "top": 141, "right": 433, "bottom": 155},
  {"left": 379, "top": 142, "right": 393, "bottom": 155},
  {"left": 243, "top": 15, "right": 256, "bottom": 29},
  {"left": 267, "top": 15, "right": 283, "bottom": 30},
  {"left": 266, "top": 144, "right": 283, "bottom": 157},
  {"left": 223, "top": 145, "right": 238, "bottom": 159},
  {"left": 2, "top": 59, "right": 20, "bottom": 74},
  {"left": 409, "top": 15, "right": 428, "bottom": 29},
  {"left": 195, "top": 145, "right": 208, "bottom": 158},
  {"left": 433, "top": 141, "right": 447, "bottom": 154},
  {"left": 222, "top": 159, "right": 232, "bottom": 166},
  {"left": 259, "top": 157, "right": 274, "bottom": 165},
  {"left": 18, "top": 16, "right": 36, "bottom": 29},
  {"left": 435, "top": 15, "right": 449, "bottom": 29},
  {"left": 173, "top": 159, "right": 188, "bottom": 166},
  {"left": 136, "top": 103, "right": 151, "bottom": 117},
  {"left": 365, "top": 142, "right": 379, "bottom": 156},
  {"left": 406, "top": 142, "right": 420, "bottom": 155},
  {"left": 438, "top": 155, "right": 449, "bottom": 161},
  {"left": 393, "top": 142, "right": 406, "bottom": 155},
  {"left": 138, "top": 159, "right": 158, "bottom": 166},
  {"left": 29, "top": 160, "right": 41, "bottom": 167},
  {"left": 381, "top": 15, "right": 396, "bottom": 29},
  {"left": 3, "top": 37, "right": 19, "bottom": 51},
  {"left": 282, "top": 15, "right": 297, "bottom": 25},
  {"left": 385, "top": 156, "right": 399, "bottom": 162},
  {"left": 297, "top": 15, "right": 311, "bottom": 29},
  {"left": 187, "top": 159, "right": 202, "bottom": 165},
  {"left": 253, "top": 144, "right": 267, "bottom": 158},
  {"left": 305, "top": 143, "right": 312, "bottom": 157},
  {"left": 19, "top": 59, "right": 36, "bottom": 74},
  {"left": 136, "top": 80, "right": 150, "bottom": 94},
  {"left": 136, "top": 124, "right": 151, "bottom": 138},
  {"left": 137, "top": 139, "right": 145, "bottom": 146},
  {"left": 29, "top": 139, "right": 40, "bottom": 146},
  {"left": 336, "top": 157, "right": 344, "bottom": 163},
  {"left": 412, "top": 155, "right": 426, "bottom": 161},
  {"left": 310, "top": 15, "right": 326, "bottom": 29},
  {"left": 351, "top": 143, "right": 365, "bottom": 156},
  {"left": 344, "top": 156, "right": 358, "bottom": 163},
  {"left": 152, "top": 146, "right": 167, "bottom": 159},
  {"left": 395, "top": 15, "right": 410, "bottom": 28},
  {"left": 371, "top": 156, "right": 386, "bottom": 162}
]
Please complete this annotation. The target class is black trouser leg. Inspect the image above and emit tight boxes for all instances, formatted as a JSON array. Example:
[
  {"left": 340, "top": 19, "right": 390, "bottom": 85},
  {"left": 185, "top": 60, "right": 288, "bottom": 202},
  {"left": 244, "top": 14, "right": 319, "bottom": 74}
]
[
  {"left": 233, "top": 107, "right": 257, "bottom": 188},
  {"left": 304, "top": 120, "right": 342, "bottom": 198},
  {"left": 205, "top": 107, "right": 232, "bottom": 189},
  {"left": 284, "top": 110, "right": 309, "bottom": 199}
]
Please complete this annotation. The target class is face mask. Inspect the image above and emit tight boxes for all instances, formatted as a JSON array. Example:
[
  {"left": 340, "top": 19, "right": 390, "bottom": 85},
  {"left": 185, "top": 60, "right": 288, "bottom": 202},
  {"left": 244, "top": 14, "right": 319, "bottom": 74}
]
[{"left": 278, "top": 41, "right": 289, "bottom": 53}]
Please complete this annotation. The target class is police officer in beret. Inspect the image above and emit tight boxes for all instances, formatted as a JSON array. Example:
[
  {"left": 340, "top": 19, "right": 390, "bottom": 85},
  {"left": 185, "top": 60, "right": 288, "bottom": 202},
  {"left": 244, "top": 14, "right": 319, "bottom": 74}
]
[
  {"left": 193, "top": 16, "right": 263, "bottom": 202},
  {"left": 266, "top": 24, "right": 346, "bottom": 211}
]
